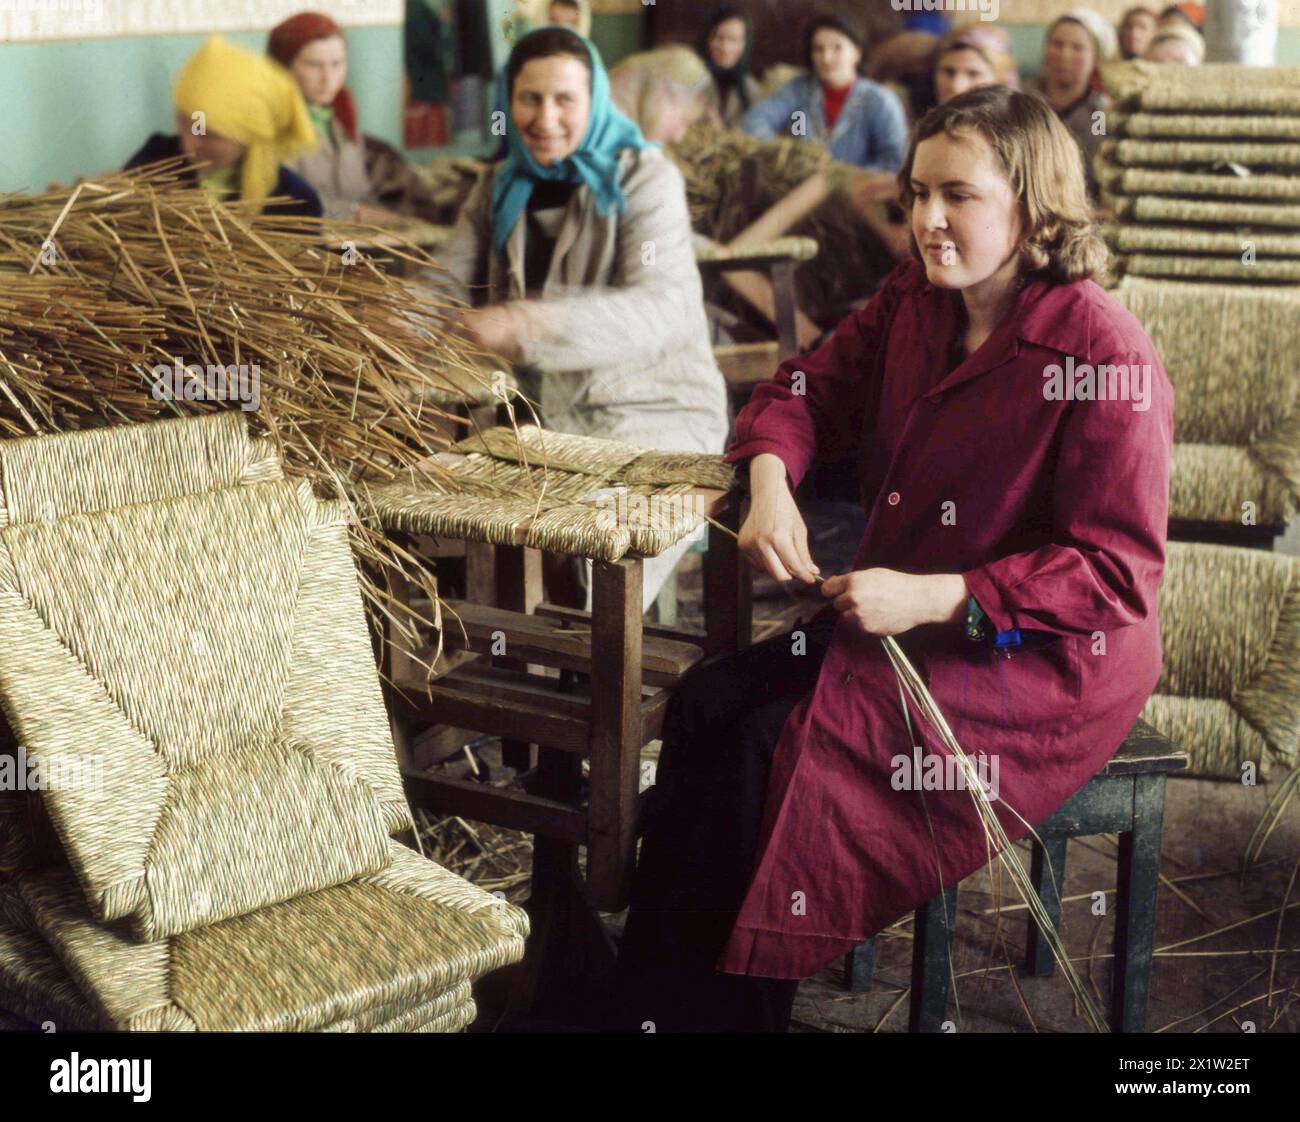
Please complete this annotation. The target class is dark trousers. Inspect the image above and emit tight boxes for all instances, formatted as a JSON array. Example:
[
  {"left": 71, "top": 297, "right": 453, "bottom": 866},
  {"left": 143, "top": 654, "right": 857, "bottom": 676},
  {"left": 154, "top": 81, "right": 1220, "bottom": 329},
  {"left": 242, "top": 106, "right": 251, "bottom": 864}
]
[{"left": 608, "top": 610, "right": 837, "bottom": 1032}]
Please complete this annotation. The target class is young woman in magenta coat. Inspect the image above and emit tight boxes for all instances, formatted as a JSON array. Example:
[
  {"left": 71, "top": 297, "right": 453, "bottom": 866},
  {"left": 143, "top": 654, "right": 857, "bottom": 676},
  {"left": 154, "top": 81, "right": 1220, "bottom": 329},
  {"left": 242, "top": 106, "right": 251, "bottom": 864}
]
[{"left": 611, "top": 85, "right": 1173, "bottom": 1033}]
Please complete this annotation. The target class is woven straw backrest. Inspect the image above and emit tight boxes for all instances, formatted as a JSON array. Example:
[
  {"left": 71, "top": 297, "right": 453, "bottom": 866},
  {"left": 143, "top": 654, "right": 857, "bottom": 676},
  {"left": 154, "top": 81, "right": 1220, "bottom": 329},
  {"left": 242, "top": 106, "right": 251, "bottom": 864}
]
[
  {"left": 1143, "top": 542, "right": 1300, "bottom": 778},
  {"left": 0, "top": 415, "right": 409, "bottom": 940},
  {"left": 1113, "top": 280, "right": 1300, "bottom": 448}
]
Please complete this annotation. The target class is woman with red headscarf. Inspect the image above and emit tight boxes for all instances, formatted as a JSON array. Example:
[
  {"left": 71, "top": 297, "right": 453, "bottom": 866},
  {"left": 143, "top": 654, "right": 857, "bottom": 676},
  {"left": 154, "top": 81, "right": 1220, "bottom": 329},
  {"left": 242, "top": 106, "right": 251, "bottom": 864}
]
[{"left": 268, "top": 11, "right": 441, "bottom": 224}]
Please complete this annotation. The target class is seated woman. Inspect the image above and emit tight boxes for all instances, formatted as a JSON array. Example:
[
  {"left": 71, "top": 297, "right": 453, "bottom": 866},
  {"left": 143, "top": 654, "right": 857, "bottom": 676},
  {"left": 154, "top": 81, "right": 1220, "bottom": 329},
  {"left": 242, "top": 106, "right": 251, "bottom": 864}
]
[
  {"left": 608, "top": 46, "right": 713, "bottom": 144},
  {"left": 126, "top": 36, "right": 321, "bottom": 219},
  {"left": 439, "top": 27, "right": 728, "bottom": 612},
  {"left": 610, "top": 85, "right": 1172, "bottom": 1032},
  {"left": 1029, "top": 10, "right": 1116, "bottom": 203},
  {"left": 742, "top": 13, "right": 908, "bottom": 173},
  {"left": 268, "top": 12, "right": 444, "bottom": 225},
  {"left": 1119, "top": 6, "right": 1159, "bottom": 59},
  {"left": 698, "top": 5, "right": 762, "bottom": 129}
]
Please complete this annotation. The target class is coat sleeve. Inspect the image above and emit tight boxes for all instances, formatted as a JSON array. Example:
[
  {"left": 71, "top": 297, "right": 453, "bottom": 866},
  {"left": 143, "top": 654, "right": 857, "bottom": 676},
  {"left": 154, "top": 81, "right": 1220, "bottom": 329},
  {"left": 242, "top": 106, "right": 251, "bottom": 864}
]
[
  {"left": 431, "top": 168, "right": 493, "bottom": 307},
  {"left": 725, "top": 262, "right": 912, "bottom": 488},
  {"left": 864, "top": 87, "right": 909, "bottom": 173},
  {"left": 741, "top": 79, "right": 801, "bottom": 140},
  {"left": 506, "top": 154, "right": 705, "bottom": 373},
  {"left": 962, "top": 352, "right": 1173, "bottom": 638}
]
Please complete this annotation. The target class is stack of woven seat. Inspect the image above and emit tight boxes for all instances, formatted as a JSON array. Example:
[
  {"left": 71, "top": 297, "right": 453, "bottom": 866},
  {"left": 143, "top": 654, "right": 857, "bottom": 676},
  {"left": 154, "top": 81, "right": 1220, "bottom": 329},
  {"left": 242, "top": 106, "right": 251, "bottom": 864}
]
[
  {"left": 1098, "top": 61, "right": 1300, "bottom": 284},
  {"left": 0, "top": 413, "right": 528, "bottom": 1031},
  {"left": 1111, "top": 277, "right": 1300, "bottom": 532}
]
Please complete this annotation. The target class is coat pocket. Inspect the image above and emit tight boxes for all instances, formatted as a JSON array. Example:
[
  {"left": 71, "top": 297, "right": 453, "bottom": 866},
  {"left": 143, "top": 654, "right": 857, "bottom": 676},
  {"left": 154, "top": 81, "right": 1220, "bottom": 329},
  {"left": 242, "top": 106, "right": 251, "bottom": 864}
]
[{"left": 926, "top": 636, "right": 1082, "bottom": 738}]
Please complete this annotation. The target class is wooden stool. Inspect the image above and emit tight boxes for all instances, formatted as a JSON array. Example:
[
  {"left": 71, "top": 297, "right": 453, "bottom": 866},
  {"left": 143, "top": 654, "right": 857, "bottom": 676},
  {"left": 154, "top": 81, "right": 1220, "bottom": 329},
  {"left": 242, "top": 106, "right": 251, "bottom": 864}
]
[{"left": 842, "top": 719, "right": 1187, "bottom": 1033}]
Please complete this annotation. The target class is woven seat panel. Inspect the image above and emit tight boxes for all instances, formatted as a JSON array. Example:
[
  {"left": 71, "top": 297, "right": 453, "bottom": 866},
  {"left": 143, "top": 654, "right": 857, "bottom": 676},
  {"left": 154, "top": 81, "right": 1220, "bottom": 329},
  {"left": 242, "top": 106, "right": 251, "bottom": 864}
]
[
  {"left": 0, "top": 914, "right": 475, "bottom": 1032},
  {"left": 1111, "top": 194, "right": 1300, "bottom": 229},
  {"left": 1139, "top": 695, "right": 1275, "bottom": 781},
  {"left": 1150, "top": 543, "right": 1300, "bottom": 774},
  {"left": 0, "top": 478, "right": 407, "bottom": 939},
  {"left": 1101, "top": 166, "right": 1300, "bottom": 202},
  {"left": 1103, "top": 61, "right": 1300, "bottom": 111},
  {"left": 1104, "top": 225, "right": 1300, "bottom": 258},
  {"left": 1110, "top": 113, "right": 1300, "bottom": 141},
  {"left": 17, "top": 841, "right": 527, "bottom": 1032},
  {"left": 454, "top": 424, "right": 644, "bottom": 477},
  {"left": 1118, "top": 254, "right": 1300, "bottom": 282},
  {"left": 1113, "top": 280, "right": 1300, "bottom": 448},
  {"left": 0, "top": 413, "right": 279, "bottom": 529},
  {"left": 1170, "top": 445, "right": 1295, "bottom": 525},
  {"left": 1103, "top": 139, "right": 1300, "bottom": 169}
]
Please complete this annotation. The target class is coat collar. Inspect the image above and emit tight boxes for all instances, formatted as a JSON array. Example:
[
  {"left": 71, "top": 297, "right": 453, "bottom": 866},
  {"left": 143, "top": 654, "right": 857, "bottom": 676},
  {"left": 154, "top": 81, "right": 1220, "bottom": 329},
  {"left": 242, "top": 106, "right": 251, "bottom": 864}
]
[{"left": 917, "top": 268, "right": 1095, "bottom": 397}]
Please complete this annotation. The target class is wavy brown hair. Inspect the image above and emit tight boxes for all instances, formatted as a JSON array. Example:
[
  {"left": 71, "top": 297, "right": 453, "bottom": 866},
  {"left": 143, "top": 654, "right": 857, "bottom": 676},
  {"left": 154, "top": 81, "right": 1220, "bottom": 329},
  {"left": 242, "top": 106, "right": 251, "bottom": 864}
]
[{"left": 897, "top": 85, "right": 1110, "bottom": 284}]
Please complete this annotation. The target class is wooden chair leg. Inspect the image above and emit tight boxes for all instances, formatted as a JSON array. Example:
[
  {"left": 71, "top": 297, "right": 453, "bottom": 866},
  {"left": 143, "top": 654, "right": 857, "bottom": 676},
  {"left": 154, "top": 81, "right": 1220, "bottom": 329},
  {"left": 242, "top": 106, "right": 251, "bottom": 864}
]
[
  {"left": 1025, "top": 834, "right": 1069, "bottom": 977},
  {"left": 703, "top": 496, "right": 752, "bottom": 656},
  {"left": 770, "top": 259, "right": 799, "bottom": 360},
  {"left": 909, "top": 885, "right": 958, "bottom": 1033},
  {"left": 586, "top": 558, "right": 644, "bottom": 912},
  {"left": 496, "top": 544, "right": 543, "bottom": 773},
  {"left": 1112, "top": 773, "right": 1167, "bottom": 1033},
  {"left": 843, "top": 940, "right": 875, "bottom": 992}
]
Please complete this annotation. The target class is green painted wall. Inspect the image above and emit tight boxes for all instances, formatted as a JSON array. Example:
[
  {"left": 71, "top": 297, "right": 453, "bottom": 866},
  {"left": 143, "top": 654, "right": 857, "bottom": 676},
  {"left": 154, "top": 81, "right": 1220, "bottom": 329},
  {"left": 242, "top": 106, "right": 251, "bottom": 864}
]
[{"left": 0, "top": 15, "right": 1294, "bottom": 195}]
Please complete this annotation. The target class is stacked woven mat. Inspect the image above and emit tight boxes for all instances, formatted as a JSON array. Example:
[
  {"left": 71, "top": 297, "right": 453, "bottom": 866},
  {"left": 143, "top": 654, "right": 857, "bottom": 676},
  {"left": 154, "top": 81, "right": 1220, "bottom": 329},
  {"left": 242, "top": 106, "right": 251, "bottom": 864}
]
[
  {"left": 367, "top": 425, "right": 737, "bottom": 562},
  {"left": 1098, "top": 62, "right": 1300, "bottom": 284},
  {"left": 0, "top": 413, "right": 528, "bottom": 1031}
]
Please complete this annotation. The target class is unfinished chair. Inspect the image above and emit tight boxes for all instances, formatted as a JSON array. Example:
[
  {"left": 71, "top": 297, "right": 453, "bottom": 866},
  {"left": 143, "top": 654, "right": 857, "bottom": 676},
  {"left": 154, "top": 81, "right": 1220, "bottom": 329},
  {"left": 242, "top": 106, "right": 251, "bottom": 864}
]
[
  {"left": 1113, "top": 278, "right": 1300, "bottom": 549},
  {"left": 0, "top": 413, "right": 527, "bottom": 1031}
]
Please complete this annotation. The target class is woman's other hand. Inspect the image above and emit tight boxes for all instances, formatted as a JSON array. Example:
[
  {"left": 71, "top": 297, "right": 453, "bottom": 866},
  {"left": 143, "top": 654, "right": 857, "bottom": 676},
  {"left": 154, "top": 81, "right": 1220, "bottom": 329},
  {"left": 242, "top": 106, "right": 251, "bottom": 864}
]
[
  {"left": 739, "top": 453, "right": 820, "bottom": 583},
  {"left": 821, "top": 569, "right": 968, "bottom": 636}
]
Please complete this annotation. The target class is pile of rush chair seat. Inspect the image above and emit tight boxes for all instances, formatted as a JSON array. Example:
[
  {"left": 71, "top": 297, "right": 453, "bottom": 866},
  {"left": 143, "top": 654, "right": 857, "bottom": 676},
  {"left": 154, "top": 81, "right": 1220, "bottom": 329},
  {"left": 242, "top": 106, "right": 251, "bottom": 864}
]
[
  {"left": 0, "top": 413, "right": 528, "bottom": 1031},
  {"left": 1098, "top": 61, "right": 1300, "bottom": 285}
]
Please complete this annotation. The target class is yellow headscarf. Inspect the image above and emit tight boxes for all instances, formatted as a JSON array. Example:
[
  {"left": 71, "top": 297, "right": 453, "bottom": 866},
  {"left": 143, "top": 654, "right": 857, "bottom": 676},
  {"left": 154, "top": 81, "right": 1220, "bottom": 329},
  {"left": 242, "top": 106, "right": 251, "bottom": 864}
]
[{"left": 172, "top": 36, "right": 317, "bottom": 203}]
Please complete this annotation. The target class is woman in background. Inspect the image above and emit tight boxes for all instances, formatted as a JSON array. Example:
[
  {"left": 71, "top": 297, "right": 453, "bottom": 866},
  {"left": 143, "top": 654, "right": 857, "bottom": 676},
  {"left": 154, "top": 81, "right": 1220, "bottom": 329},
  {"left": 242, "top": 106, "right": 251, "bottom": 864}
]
[
  {"left": 440, "top": 27, "right": 727, "bottom": 611},
  {"left": 933, "top": 26, "right": 1020, "bottom": 105},
  {"left": 126, "top": 36, "right": 321, "bottom": 219},
  {"left": 698, "top": 5, "right": 762, "bottom": 129},
  {"left": 742, "top": 13, "right": 908, "bottom": 173},
  {"left": 1118, "top": 6, "right": 1159, "bottom": 59},
  {"left": 1031, "top": 9, "right": 1115, "bottom": 202},
  {"left": 269, "top": 11, "right": 444, "bottom": 224},
  {"left": 544, "top": 0, "right": 590, "bottom": 36}
]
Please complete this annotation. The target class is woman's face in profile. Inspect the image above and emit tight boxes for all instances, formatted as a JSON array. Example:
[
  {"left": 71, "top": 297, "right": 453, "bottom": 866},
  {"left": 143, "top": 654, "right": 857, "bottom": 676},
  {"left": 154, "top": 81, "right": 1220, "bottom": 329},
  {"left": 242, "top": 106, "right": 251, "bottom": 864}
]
[
  {"left": 708, "top": 18, "right": 747, "bottom": 70},
  {"left": 909, "top": 129, "right": 1022, "bottom": 292},
  {"left": 935, "top": 47, "right": 997, "bottom": 105},
  {"left": 512, "top": 56, "right": 592, "bottom": 167}
]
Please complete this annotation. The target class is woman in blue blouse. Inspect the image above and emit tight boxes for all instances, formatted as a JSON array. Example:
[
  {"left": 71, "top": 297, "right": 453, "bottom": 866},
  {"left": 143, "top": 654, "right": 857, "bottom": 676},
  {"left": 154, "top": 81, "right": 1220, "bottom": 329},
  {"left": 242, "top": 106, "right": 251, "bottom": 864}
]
[{"left": 741, "top": 13, "right": 907, "bottom": 173}]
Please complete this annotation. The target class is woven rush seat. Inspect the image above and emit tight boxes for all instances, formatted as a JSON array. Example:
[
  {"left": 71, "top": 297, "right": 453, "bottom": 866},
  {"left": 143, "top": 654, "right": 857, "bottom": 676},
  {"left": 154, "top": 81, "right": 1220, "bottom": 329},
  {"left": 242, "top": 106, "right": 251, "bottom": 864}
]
[
  {"left": 367, "top": 425, "right": 735, "bottom": 562},
  {"left": 1111, "top": 195, "right": 1300, "bottom": 229},
  {"left": 4, "top": 842, "right": 522, "bottom": 1032},
  {"left": 1119, "top": 255, "right": 1300, "bottom": 282},
  {"left": 1103, "top": 225, "right": 1300, "bottom": 258},
  {"left": 1100, "top": 166, "right": 1300, "bottom": 202},
  {"left": 694, "top": 236, "right": 820, "bottom": 265},
  {"left": 1113, "top": 278, "right": 1300, "bottom": 529},
  {"left": 1102, "top": 61, "right": 1300, "bottom": 112},
  {"left": 0, "top": 414, "right": 530, "bottom": 1031},
  {"left": 1139, "top": 542, "right": 1300, "bottom": 781},
  {"left": 1101, "top": 139, "right": 1300, "bottom": 169},
  {"left": 1108, "top": 112, "right": 1300, "bottom": 141}
]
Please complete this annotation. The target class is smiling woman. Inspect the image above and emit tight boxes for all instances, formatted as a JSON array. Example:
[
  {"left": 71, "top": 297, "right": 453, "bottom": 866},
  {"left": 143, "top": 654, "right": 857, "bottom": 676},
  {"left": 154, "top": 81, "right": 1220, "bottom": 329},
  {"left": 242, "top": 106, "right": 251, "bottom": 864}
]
[{"left": 437, "top": 26, "right": 728, "bottom": 611}]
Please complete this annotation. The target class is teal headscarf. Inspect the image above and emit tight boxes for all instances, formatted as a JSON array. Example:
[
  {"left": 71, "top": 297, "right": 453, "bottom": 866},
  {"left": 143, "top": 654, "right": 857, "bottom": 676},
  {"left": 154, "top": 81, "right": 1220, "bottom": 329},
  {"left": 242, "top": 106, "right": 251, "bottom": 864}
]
[{"left": 492, "top": 28, "right": 653, "bottom": 253}]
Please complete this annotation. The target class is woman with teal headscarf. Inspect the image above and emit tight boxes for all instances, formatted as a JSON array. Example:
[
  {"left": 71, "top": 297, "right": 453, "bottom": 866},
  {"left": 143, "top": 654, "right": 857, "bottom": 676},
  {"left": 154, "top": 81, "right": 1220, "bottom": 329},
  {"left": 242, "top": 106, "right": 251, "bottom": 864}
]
[{"left": 440, "top": 26, "right": 728, "bottom": 612}]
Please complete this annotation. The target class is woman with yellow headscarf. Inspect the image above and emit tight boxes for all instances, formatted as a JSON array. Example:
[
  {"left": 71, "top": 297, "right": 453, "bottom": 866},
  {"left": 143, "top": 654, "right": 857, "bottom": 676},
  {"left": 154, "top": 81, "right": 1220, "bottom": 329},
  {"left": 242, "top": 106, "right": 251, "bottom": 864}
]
[{"left": 126, "top": 36, "right": 323, "bottom": 218}]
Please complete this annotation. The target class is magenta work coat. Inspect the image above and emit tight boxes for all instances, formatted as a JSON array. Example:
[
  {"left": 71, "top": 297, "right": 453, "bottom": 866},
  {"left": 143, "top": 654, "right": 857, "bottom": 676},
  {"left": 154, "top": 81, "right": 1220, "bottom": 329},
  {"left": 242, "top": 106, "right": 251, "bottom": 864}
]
[{"left": 719, "top": 259, "right": 1173, "bottom": 980}]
